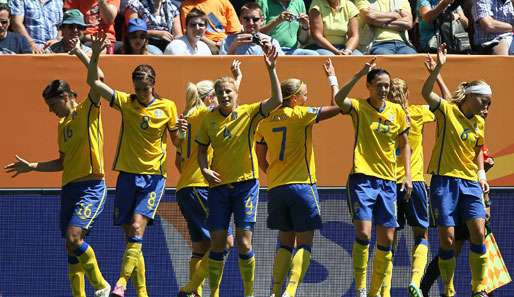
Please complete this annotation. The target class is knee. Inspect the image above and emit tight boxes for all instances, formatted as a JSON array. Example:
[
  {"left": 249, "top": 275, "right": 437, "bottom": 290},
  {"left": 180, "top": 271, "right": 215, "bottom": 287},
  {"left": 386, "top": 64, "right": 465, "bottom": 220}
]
[
  {"left": 129, "top": 221, "right": 144, "bottom": 237},
  {"left": 354, "top": 230, "right": 371, "bottom": 242},
  {"left": 226, "top": 235, "right": 234, "bottom": 250},
  {"left": 470, "top": 229, "right": 486, "bottom": 245},
  {"left": 236, "top": 236, "right": 252, "bottom": 254},
  {"left": 440, "top": 235, "right": 454, "bottom": 249}
]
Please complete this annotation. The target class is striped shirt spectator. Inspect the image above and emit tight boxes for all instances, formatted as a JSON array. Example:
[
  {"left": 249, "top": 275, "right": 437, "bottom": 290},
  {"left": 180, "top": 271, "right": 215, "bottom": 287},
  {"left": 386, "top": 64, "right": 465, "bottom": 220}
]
[{"left": 472, "top": 0, "right": 514, "bottom": 52}]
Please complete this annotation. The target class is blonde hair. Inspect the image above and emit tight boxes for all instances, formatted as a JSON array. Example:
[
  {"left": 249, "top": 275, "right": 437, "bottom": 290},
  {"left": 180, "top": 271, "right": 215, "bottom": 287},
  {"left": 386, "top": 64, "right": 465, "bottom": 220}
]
[
  {"left": 388, "top": 78, "right": 409, "bottom": 111},
  {"left": 184, "top": 80, "right": 213, "bottom": 116},
  {"left": 214, "top": 76, "right": 238, "bottom": 93},
  {"left": 281, "top": 78, "right": 304, "bottom": 101},
  {"left": 450, "top": 80, "right": 490, "bottom": 106}
]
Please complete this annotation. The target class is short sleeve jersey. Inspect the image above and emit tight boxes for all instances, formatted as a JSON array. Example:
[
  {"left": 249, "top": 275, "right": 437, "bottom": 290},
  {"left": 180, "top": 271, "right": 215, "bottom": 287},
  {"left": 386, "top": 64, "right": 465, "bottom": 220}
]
[
  {"left": 355, "top": 0, "right": 412, "bottom": 42},
  {"left": 428, "top": 99, "right": 485, "bottom": 181},
  {"left": 59, "top": 97, "right": 104, "bottom": 186},
  {"left": 346, "top": 98, "right": 409, "bottom": 181},
  {"left": 396, "top": 104, "right": 435, "bottom": 182},
  {"left": 256, "top": 105, "right": 320, "bottom": 189},
  {"left": 310, "top": 0, "right": 360, "bottom": 45},
  {"left": 110, "top": 91, "right": 178, "bottom": 176},
  {"left": 195, "top": 102, "right": 266, "bottom": 186},
  {"left": 176, "top": 105, "right": 212, "bottom": 190}
]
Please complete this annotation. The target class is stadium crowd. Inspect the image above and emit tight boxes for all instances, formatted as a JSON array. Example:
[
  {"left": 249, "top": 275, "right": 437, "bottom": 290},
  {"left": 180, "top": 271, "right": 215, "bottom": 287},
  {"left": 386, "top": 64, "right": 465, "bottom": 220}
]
[{"left": 0, "top": 0, "right": 513, "bottom": 55}]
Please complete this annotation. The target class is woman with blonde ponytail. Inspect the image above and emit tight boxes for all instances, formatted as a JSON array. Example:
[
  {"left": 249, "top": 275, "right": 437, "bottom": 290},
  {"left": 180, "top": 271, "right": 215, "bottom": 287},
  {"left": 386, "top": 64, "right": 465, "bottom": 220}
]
[
  {"left": 254, "top": 60, "right": 341, "bottom": 297},
  {"left": 421, "top": 44, "right": 492, "bottom": 297},
  {"left": 176, "top": 60, "right": 242, "bottom": 297}
]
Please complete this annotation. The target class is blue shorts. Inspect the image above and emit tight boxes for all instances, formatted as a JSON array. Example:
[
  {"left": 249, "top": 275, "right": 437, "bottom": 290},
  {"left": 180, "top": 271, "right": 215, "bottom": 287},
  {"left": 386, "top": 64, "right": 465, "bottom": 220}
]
[
  {"left": 267, "top": 183, "right": 322, "bottom": 232},
  {"left": 397, "top": 182, "right": 429, "bottom": 229},
  {"left": 347, "top": 174, "right": 398, "bottom": 228},
  {"left": 430, "top": 175, "right": 485, "bottom": 227},
  {"left": 177, "top": 187, "right": 210, "bottom": 242},
  {"left": 114, "top": 172, "right": 166, "bottom": 226},
  {"left": 207, "top": 179, "right": 259, "bottom": 231},
  {"left": 60, "top": 180, "right": 107, "bottom": 237}
]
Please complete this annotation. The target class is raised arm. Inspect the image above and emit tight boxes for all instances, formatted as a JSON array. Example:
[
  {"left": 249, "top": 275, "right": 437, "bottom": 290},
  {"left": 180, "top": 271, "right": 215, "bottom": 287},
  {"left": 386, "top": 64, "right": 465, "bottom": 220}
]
[
  {"left": 87, "top": 33, "right": 114, "bottom": 102},
  {"left": 335, "top": 57, "right": 376, "bottom": 113},
  {"left": 69, "top": 39, "right": 105, "bottom": 104},
  {"left": 231, "top": 59, "right": 243, "bottom": 89},
  {"left": 424, "top": 53, "right": 452, "bottom": 99},
  {"left": 317, "top": 59, "right": 342, "bottom": 121},
  {"left": 4, "top": 154, "right": 64, "bottom": 177},
  {"left": 260, "top": 46, "right": 283, "bottom": 115},
  {"left": 421, "top": 44, "right": 446, "bottom": 109}
]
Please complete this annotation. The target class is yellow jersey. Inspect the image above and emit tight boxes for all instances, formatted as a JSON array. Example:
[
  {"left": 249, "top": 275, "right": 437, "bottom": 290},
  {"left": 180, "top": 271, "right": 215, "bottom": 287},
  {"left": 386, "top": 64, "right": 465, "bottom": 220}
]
[
  {"left": 256, "top": 106, "right": 320, "bottom": 189},
  {"left": 196, "top": 102, "right": 266, "bottom": 186},
  {"left": 176, "top": 105, "right": 212, "bottom": 191},
  {"left": 428, "top": 99, "right": 485, "bottom": 181},
  {"left": 346, "top": 98, "right": 409, "bottom": 181},
  {"left": 110, "top": 91, "right": 178, "bottom": 177},
  {"left": 396, "top": 104, "right": 435, "bottom": 182},
  {"left": 58, "top": 97, "right": 104, "bottom": 186}
]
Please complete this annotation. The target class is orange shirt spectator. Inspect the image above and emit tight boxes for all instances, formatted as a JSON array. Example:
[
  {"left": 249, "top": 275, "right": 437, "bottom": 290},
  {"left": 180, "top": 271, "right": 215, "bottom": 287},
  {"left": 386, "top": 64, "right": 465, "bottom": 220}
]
[{"left": 180, "top": 0, "right": 241, "bottom": 52}]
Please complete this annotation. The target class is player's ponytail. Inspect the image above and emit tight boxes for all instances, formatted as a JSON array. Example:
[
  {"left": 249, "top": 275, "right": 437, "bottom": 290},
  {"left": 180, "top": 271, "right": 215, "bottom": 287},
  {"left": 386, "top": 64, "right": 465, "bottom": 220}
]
[
  {"left": 184, "top": 81, "right": 213, "bottom": 116},
  {"left": 388, "top": 78, "right": 410, "bottom": 123},
  {"left": 281, "top": 78, "right": 304, "bottom": 105},
  {"left": 450, "top": 80, "right": 489, "bottom": 106}
]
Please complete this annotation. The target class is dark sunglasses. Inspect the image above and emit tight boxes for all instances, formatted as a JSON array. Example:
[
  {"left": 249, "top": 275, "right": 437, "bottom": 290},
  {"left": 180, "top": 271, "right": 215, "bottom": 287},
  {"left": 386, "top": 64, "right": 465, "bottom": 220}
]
[
  {"left": 243, "top": 16, "right": 261, "bottom": 22},
  {"left": 188, "top": 21, "right": 206, "bottom": 28},
  {"left": 129, "top": 33, "right": 147, "bottom": 39},
  {"left": 0, "top": 20, "right": 8, "bottom": 25}
]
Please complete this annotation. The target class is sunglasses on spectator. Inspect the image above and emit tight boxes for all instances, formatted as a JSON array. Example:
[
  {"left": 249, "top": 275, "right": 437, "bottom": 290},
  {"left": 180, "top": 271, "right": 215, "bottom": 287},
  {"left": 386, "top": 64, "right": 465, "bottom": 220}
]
[
  {"left": 243, "top": 17, "right": 261, "bottom": 22},
  {"left": 0, "top": 20, "right": 8, "bottom": 25},
  {"left": 188, "top": 21, "right": 206, "bottom": 28},
  {"left": 129, "top": 33, "right": 147, "bottom": 39}
]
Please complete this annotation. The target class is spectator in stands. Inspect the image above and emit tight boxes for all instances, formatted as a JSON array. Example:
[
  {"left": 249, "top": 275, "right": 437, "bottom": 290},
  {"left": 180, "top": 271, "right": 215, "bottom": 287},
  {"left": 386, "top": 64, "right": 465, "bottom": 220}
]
[
  {"left": 180, "top": 0, "right": 241, "bottom": 54},
  {"left": 9, "top": 0, "right": 63, "bottom": 54},
  {"left": 122, "top": 18, "right": 163, "bottom": 54},
  {"left": 472, "top": 0, "right": 514, "bottom": 54},
  {"left": 64, "top": 0, "right": 120, "bottom": 54},
  {"left": 308, "top": 0, "right": 360, "bottom": 55},
  {"left": 0, "top": 3, "right": 31, "bottom": 54},
  {"left": 164, "top": 8, "right": 212, "bottom": 55},
  {"left": 124, "top": 0, "right": 182, "bottom": 52},
  {"left": 257, "top": 0, "right": 318, "bottom": 55},
  {"left": 417, "top": 0, "right": 469, "bottom": 52},
  {"left": 46, "top": 10, "right": 92, "bottom": 54},
  {"left": 220, "top": 2, "right": 284, "bottom": 55},
  {"left": 356, "top": 0, "right": 417, "bottom": 54}
]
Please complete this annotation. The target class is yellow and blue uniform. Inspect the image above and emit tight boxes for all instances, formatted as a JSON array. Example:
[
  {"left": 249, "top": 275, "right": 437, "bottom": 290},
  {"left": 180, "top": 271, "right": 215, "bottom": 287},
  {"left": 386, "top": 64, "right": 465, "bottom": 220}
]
[
  {"left": 255, "top": 105, "right": 322, "bottom": 232},
  {"left": 428, "top": 99, "right": 485, "bottom": 227},
  {"left": 110, "top": 90, "right": 177, "bottom": 225},
  {"left": 59, "top": 96, "right": 107, "bottom": 236},
  {"left": 195, "top": 102, "right": 266, "bottom": 231},
  {"left": 396, "top": 104, "right": 434, "bottom": 230},
  {"left": 345, "top": 98, "right": 409, "bottom": 227}
]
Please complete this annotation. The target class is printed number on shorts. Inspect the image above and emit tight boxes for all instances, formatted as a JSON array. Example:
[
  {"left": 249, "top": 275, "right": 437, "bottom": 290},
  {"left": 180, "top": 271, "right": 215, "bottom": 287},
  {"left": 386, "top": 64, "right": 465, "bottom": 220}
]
[
  {"left": 76, "top": 203, "right": 93, "bottom": 219},
  {"left": 272, "top": 126, "right": 287, "bottom": 161},
  {"left": 245, "top": 197, "right": 253, "bottom": 215},
  {"left": 147, "top": 191, "right": 157, "bottom": 209}
]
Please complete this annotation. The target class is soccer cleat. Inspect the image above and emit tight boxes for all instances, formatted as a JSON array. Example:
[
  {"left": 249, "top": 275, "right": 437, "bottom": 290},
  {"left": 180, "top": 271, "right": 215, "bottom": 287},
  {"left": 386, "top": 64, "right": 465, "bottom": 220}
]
[
  {"left": 94, "top": 283, "right": 111, "bottom": 297},
  {"left": 110, "top": 285, "right": 125, "bottom": 297},
  {"left": 471, "top": 291, "right": 488, "bottom": 297},
  {"left": 408, "top": 283, "right": 424, "bottom": 297},
  {"left": 356, "top": 288, "right": 367, "bottom": 297}
]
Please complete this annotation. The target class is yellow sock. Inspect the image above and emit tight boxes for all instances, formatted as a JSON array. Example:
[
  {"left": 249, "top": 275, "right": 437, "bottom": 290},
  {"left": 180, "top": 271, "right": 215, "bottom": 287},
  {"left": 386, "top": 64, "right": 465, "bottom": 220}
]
[
  {"left": 272, "top": 247, "right": 293, "bottom": 296},
  {"left": 238, "top": 252, "right": 255, "bottom": 297},
  {"left": 208, "top": 253, "right": 225, "bottom": 297},
  {"left": 285, "top": 247, "right": 311, "bottom": 297},
  {"left": 68, "top": 257, "right": 86, "bottom": 297},
  {"left": 352, "top": 240, "right": 369, "bottom": 290},
  {"left": 370, "top": 247, "right": 393, "bottom": 296},
  {"left": 131, "top": 251, "right": 148, "bottom": 297},
  {"left": 380, "top": 255, "right": 393, "bottom": 297},
  {"left": 438, "top": 254, "right": 456, "bottom": 296},
  {"left": 469, "top": 246, "right": 488, "bottom": 293},
  {"left": 182, "top": 253, "right": 208, "bottom": 295},
  {"left": 75, "top": 243, "right": 107, "bottom": 290},
  {"left": 116, "top": 240, "right": 142, "bottom": 288},
  {"left": 411, "top": 240, "right": 429, "bottom": 287}
]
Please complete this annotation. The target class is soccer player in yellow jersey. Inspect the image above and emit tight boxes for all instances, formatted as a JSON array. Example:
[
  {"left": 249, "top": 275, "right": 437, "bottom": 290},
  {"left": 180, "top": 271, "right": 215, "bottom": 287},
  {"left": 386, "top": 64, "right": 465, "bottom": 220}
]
[
  {"left": 85, "top": 34, "right": 186, "bottom": 297},
  {"left": 421, "top": 45, "right": 492, "bottom": 297},
  {"left": 333, "top": 57, "right": 412, "bottom": 297},
  {"left": 4, "top": 45, "right": 110, "bottom": 297},
  {"left": 254, "top": 61, "right": 342, "bottom": 297},
  {"left": 176, "top": 61, "right": 243, "bottom": 297},
  {"left": 195, "top": 46, "right": 282, "bottom": 297}
]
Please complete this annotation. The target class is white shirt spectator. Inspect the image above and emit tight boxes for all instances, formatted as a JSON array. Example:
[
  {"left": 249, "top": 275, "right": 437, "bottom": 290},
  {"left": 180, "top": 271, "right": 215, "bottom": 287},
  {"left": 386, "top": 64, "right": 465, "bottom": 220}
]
[{"left": 164, "top": 35, "right": 211, "bottom": 55}]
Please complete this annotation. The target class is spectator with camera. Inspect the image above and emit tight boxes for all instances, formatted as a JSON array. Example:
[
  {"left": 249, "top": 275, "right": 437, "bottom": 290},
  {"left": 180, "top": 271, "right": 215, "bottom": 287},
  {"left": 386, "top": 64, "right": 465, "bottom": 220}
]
[
  {"left": 9, "top": 0, "right": 62, "bottom": 54},
  {"left": 164, "top": 8, "right": 212, "bottom": 55},
  {"left": 46, "top": 10, "right": 92, "bottom": 54},
  {"left": 0, "top": 3, "right": 31, "bottom": 54},
  {"left": 220, "top": 2, "right": 283, "bottom": 55},
  {"left": 472, "top": 0, "right": 514, "bottom": 54},
  {"left": 124, "top": 0, "right": 182, "bottom": 52},
  {"left": 307, "top": 0, "right": 361, "bottom": 55},
  {"left": 256, "top": 0, "right": 319, "bottom": 55}
]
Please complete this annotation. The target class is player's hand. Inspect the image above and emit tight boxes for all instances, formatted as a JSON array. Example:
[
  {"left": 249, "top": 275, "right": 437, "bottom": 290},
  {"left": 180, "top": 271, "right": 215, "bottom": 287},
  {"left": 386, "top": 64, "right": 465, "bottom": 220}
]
[
  {"left": 357, "top": 56, "right": 376, "bottom": 77},
  {"left": 67, "top": 38, "right": 82, "bottom": 56},
  {"left": 4, "top": 155, "right": 34, "bottom": 178},
  {"left": 485, "top": 205, "right": 491, "bottom": 222},
  {"left": 400, "top": 177, "right": 413, "bottom": 201},
  {"left": 176, "top": 114, "right": 188, "bottom": 140},
  {"left": 323, "top": 58, "right": 336, "bottom": 76},
  {"left": 424, "top": 53, "right": 437, "bottom": 73},
  {"left": 264, "top": 45, "right": 278, "bottom": 69},
  {"left": 484, "top": 157, "right": 495, "bottom": 172},
  {"left": 202, "top": 168, "right": 222, "bottom": 185},
  {"left": 480, "top": 179, "right": 490, "bottom": 194},
  {"left": 231, "top": 59, "right": 242, "bottom": 81},
  {"left": 91, "top": 32, "right": 109, "bottom": 56},
  {"left": 436, "top": 43, "right": 447, "bottom": 66}
]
